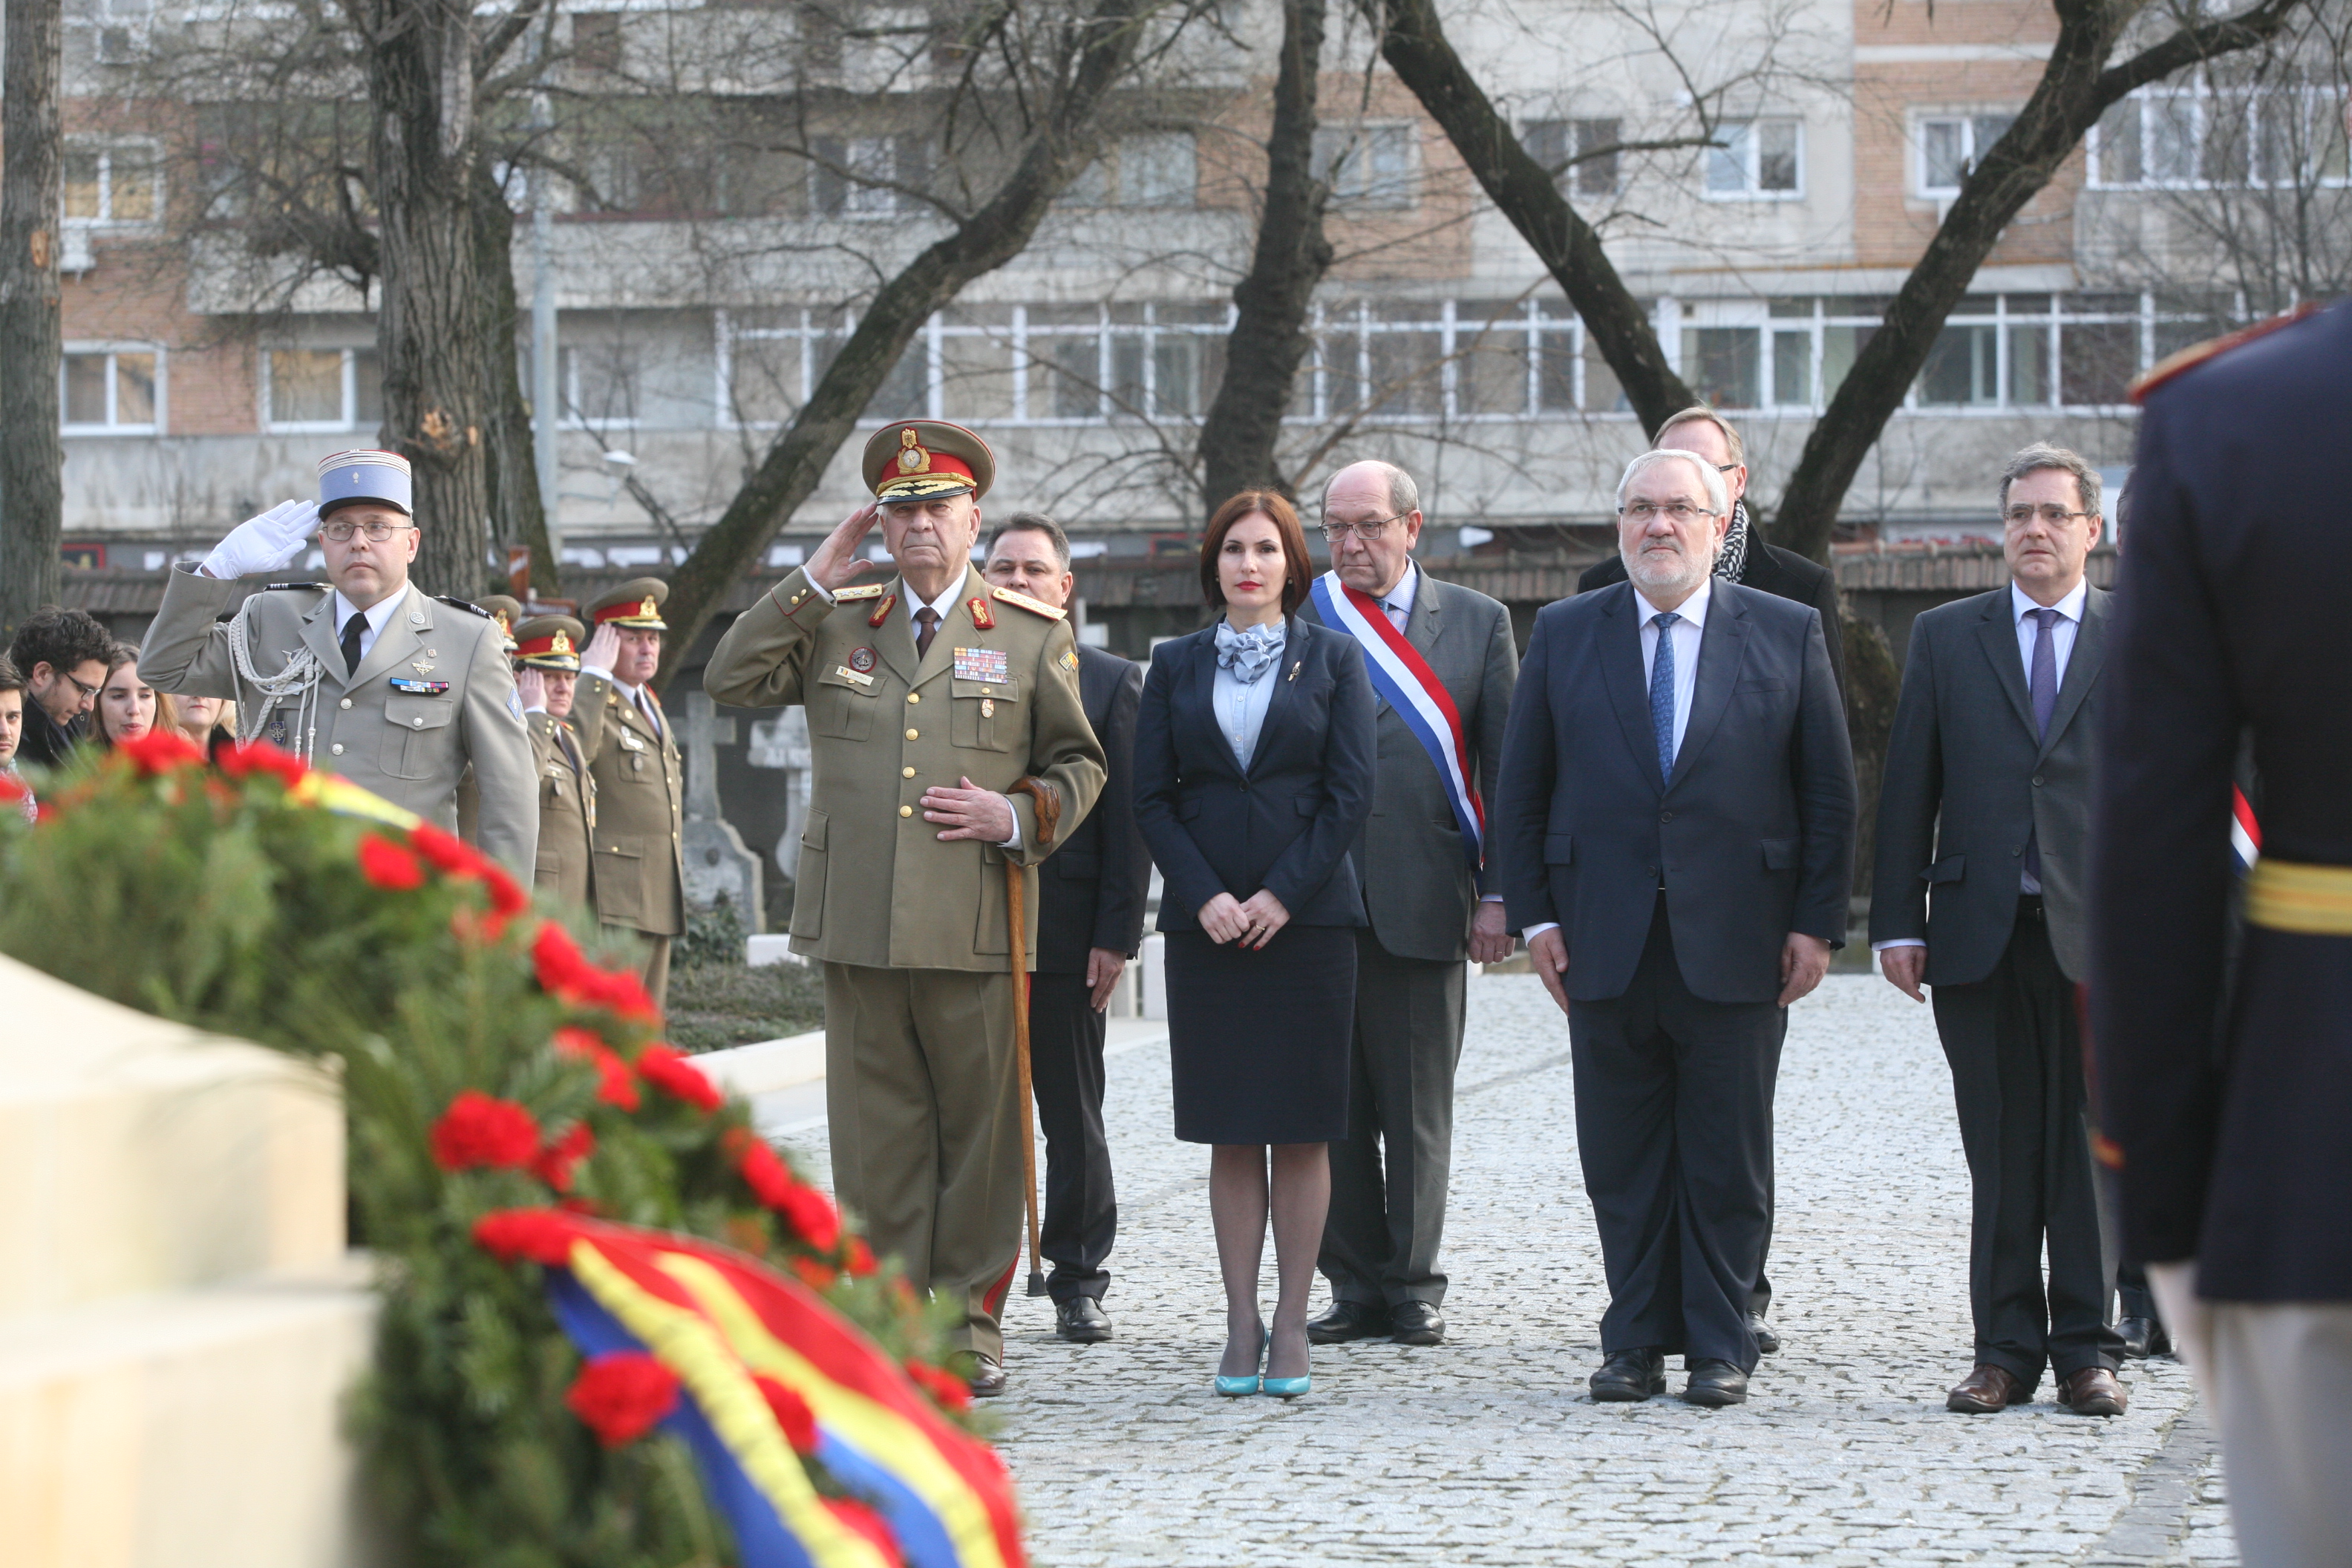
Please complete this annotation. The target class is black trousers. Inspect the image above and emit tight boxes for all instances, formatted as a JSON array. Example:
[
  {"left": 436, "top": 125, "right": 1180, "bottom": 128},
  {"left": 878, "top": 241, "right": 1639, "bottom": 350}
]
[
  {"left": 1930, "top": 900, "right": 2122, "bottom": 1383},
  {"left": 1568, "top": 898, "right": 1782, "bottom": 1372},
  {"left": 1028, "top": 970, "right": 1117, "bottom": 1303},
  {"left": 1319, "top": 929, "right": 1467, "bottom": 1309}
]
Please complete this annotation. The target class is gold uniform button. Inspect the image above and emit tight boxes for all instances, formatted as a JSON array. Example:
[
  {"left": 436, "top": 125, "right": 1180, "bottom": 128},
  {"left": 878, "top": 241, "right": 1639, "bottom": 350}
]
[
  {"left": 906, "top": 693, "right": 920, "bottom": 705},
  {"left": 905, "top": 728, "right": 918, "bottom": 740},
  {"left": 902, "top": 766, "right": 916, "bottom": 778},
  {"left": 899, "top": 805, "right": 913, "bottom": 817}
]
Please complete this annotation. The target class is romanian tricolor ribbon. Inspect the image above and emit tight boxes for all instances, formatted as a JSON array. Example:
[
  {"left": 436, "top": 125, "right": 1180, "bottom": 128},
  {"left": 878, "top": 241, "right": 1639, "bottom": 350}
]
[
  {"left": 1310, "top": 571, "right": 1485, "bottom": 872},
  {"left": 477, "top": 1209, "right": 1025, "bottom": 1568}
]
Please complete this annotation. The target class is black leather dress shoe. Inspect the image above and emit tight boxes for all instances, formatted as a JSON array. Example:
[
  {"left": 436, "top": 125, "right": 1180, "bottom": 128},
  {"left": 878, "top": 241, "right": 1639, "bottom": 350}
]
[
  {"left": 967, "top": 1354, "right": 1007, "bottom": 1398},
  {"left": 2117, "top": 1316, "right": 2172, "bottom": 1359},
  {"left": 1682, "top": 1359, "right": 1750, "bottom": 1407},
  {"left": 1055, "top": 1297, "right": 1113, "bottom": 1343},
  {"left": 1748, "top": 1312, "right": 1780, "bottom": 1355},
  {"left": 1306, "top": 1300, "right": 1391, "bottom": 1344},
  {"left": 1590, "top": 1348, "right": 1667, "bottom": 1402},
  {"left": 1389, "top": 1301, "right": 1446, "bottom": 1345}
]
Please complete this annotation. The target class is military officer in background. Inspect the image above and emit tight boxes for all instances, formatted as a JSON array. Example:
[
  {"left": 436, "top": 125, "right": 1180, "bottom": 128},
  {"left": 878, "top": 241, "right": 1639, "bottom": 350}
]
[
  {"left": 513, "top": 615, "right": 597, "bottom": 908},
  {"left": 573, "top": 581, "right": 687, "bottom": 1007},
  {"left": 704, "top": 419, "right": 1106, "bottom": 1396},
  {"left": 477, "top": 595, "right": 525, "bottom": 654},
  {"left": 140, "top": 449, "right": 537, "bottom": 873}
]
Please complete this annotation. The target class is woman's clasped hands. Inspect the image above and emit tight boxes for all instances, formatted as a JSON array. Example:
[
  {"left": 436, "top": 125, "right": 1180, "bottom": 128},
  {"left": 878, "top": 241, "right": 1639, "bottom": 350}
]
[{"left": 1198, "top": 889, "right": 1290, "bottom": 950}]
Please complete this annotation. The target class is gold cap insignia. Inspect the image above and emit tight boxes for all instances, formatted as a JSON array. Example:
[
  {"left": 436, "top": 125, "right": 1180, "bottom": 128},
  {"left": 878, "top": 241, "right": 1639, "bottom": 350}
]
[
  {"left": 897, "top": 427, "right": 931, "bottom": 474},
  {"left": 552, "top": 629, "right": 573, "bottom": 654}
]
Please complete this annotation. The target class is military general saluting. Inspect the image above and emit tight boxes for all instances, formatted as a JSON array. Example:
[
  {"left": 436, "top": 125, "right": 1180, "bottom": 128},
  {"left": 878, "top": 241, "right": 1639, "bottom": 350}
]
[
  {"left": 139, "top": 450, "right": 538, "bottom": 873},
  {"left": 704, "top": 420, "right": 1106, "bottom": 1397}
]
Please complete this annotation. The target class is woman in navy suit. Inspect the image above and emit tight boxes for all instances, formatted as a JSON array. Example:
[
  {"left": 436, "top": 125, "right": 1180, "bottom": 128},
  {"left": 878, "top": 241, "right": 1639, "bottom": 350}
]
[{"left": 1134, "top": 489, "right": 1376, "bottom": 1397}]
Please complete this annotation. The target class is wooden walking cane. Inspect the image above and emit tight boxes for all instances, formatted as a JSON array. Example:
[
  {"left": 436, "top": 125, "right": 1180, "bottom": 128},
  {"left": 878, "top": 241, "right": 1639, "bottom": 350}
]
[{"left": 1007, "top": 779, "right": 1060, "bottom": 1298}]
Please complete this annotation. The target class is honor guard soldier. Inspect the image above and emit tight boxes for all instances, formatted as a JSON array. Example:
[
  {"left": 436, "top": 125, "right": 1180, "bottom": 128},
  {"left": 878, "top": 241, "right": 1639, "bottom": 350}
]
[
  {"left": 138, "top": 450, "right": 538, "bottom": 874},
  {"left": 703, "top": 419, "right": 1106, "bottom": 1396},
  {"left": 572, "top": 581, "right": 687, "bottom": 1007},
  {"left": 513, "top": 615, "right": 597, "bottom": 907}
]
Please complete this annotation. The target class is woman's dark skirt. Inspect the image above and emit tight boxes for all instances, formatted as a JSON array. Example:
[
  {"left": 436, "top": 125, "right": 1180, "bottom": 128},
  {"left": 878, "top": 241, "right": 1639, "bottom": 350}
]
[{"left": 1165, "top": 923, "right": 1356, "bottom": 1145}]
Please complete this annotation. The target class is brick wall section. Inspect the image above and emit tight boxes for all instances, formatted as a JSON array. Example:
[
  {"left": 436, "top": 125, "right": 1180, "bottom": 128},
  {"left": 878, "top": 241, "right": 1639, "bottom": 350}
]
[{"left": 61, "top": 246, "right": 257, "bottom": 436}]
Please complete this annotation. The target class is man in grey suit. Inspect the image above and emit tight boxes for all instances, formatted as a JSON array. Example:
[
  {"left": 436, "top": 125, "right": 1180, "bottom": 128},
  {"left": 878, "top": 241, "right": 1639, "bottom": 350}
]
[
  {"left": 1301, "top": 460, "right": 1520, "bottom": 1348},
  {"left": 1872, "top": 442, "right": 2129, "bottom": 1417}
]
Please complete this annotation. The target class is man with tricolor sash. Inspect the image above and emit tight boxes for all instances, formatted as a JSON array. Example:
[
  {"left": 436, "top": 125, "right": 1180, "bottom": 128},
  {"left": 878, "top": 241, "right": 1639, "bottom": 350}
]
[{"left": 1298, "top": 460, "right": 1519, "bottom": 1349}]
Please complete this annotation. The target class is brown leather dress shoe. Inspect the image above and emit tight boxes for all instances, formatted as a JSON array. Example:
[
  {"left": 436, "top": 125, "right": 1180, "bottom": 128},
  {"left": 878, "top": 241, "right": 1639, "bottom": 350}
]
[
  {"left": 1946, "top": 1363, "right": 2032, "bottom": 1413},
  {"left": 2057, "top": 1365, "right": 2127, "bottom": 1417}
]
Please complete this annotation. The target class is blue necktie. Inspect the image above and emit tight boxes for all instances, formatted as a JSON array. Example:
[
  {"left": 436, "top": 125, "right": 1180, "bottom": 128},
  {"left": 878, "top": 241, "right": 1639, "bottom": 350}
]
[
  {"left": 1649, "top": 612, "right": 1682, "bottom": 783},
  {"left": 2023, "top": 607, "right": 2061, "bottom": 883}
]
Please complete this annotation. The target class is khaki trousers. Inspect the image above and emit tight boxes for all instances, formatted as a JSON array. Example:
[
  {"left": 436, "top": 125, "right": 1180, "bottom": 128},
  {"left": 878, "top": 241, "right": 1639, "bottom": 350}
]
[
  {"left": 603, "top": 926, "right": 673, "bottom": 1010},
  {"left": 823, "top": 962, "right": 1022, "bottom": 1363}
]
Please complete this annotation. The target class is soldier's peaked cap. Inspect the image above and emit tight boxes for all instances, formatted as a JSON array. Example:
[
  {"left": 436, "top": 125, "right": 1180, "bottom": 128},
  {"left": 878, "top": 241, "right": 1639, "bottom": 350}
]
[
  {"left": 477, "top": 594, "right": 524, "bottom": 652},
  {"left": 317, "top": 449, "right": 413, "bottom": 517},
  {"left": 514, "top": 615, "right": 587, "bottom": 671},
  {"left": 862, "top": 419, "right": 995, "bottom": 505},
  {"left": 587, "top": 578, "right": 669, "bottom": 630}
]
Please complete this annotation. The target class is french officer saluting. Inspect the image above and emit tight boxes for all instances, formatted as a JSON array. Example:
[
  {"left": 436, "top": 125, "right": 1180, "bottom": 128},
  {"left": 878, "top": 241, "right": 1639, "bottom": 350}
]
[
  {"left": 512, "top": 614, "right": 597, "bottom": 908},
  {"left": 572, "top": 581, "right": 688, "bottom": 1008},
  {"left": 704, "top": 419, "right": 1105, "bottom": 1397},
  {"left": 139, "top": 449, "right": 537, "bottom": 873}
]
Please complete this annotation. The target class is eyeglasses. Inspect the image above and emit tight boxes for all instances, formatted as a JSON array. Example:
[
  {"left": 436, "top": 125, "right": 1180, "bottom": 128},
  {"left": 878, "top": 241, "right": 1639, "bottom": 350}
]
[
  {"left": 1618, "top": 501, "right": 1719, "bottom": 524},
  {"left": 1319, "top": 514, "right": 1407, "bottom": 543},
  {"left": 2002, "top": 505, "right": 2093, "bottom": 529},
  {"left": 65, "top": 670, "right": 102, "bottom": 700},
  {"left": 321, "top": 519, "right": 416, "bottom": 543}
]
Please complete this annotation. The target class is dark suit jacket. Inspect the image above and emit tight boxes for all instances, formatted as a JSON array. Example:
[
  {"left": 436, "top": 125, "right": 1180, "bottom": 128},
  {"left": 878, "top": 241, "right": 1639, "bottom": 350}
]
[
  {"left": 1581, "top": 533, "right": 1846, "bottom": 696},
  {"left": 2091, "top": 299, "right": 2352, "bottom": 1298},
  {"left": 1496, "top": 580, "right": 1855, "bottom": 1004},
  {"left": 15, "top": 699, "right": 82, "bottom": 771},
  {"left": 1871, "top": 586, "right": 2109, "bottom": 985},
  {"left": 1298, "top": 568, "right": 1519, "bottom": 962},
  {"left": 1036, "top": 644, "right": 1150, "bottom": 973},
  {"left": 1134, "top": 616, "right": 1375, "bottom": 932}
]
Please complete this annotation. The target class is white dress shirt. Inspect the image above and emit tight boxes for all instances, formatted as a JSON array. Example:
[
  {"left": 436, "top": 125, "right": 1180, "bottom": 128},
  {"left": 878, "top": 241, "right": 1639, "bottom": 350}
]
[
  {"left": 1378, "top": 561, "right": 1420, "bottom": 634},
  {"left": 332, "top": 585, "right": 409, "bottom": 664},
  {"left": 1212, "top": 624, "right": 1286, "bottom": 768}
]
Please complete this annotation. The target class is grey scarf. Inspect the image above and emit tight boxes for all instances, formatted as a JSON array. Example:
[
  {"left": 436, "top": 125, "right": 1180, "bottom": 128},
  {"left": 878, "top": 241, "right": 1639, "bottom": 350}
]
[{"left": 1714, "top": 500, "right": 1753, "bottom": 584}]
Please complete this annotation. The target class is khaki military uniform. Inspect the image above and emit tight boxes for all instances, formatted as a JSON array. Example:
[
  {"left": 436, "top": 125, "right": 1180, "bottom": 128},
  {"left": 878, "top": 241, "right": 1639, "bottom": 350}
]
[
  {"left": 568, "top": 671, "right": 685, "bottom": 1004},
  {"left": 140, "top": 569, "right": 538, "bottom": 873},
  {"left": 703, "top": 564, "right": 1105, "bottom": 1361},
  {"left": 529, "top": 711, "right": 597, "bottom": 907}
]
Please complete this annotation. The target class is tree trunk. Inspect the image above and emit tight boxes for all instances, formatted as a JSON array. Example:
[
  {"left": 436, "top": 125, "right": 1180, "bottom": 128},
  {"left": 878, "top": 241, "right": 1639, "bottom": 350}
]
[
  {"left": 1195, "top": 0, "right": 1332, "bottom": 516},
  {"left": 0, "top": 0, "right": 67, "bottom": 635},
  {"left": 655, "top": 0, "right": 1164, "bottom": 687},
  {"left": 1369, "top": 0, "right": 1693, "bottom": 435},
  {"left": 366, "top": 0, "right": 495, "bottom": 600},
  {"left": 471, "top": 161, "right": 560, "bottom": 596}
]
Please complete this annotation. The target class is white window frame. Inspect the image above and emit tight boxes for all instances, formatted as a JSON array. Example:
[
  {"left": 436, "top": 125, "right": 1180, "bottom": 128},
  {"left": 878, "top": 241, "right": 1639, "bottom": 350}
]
[
  {"left": 1313, "top": 122, "right": 1420, "bottom": 210},
  {"left": 2089, "top": 78, "right": 2352, "bottom": 190},
  {"left": 61, "top": 342, "right": 165, "bottom": 434},
  {"left": 1914, "top": 111, "right": 2016, "bottom": 197},
  {"left": 1703, "top": 118, "right": 1804, "bottom": 200},
  {"left": 261, "top": 346, "right": 374, "bottom": 434},
  {"left": 61, "top": 139, "right": 163, "bottom": 229}
]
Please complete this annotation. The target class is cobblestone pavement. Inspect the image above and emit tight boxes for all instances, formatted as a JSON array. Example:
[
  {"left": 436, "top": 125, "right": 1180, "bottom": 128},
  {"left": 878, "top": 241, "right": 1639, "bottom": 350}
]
[{"left": 782, "top": 974, "right": 2237, "bottom": 1566}]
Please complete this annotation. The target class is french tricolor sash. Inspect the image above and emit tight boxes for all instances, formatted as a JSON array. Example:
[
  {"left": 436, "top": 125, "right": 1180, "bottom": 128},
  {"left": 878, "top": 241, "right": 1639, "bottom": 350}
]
[
  {"left": 2231, "top": 783, "right": 2261, "bottom": 875},
  {"left": 1310, "top": 570, "right": 1484, "bottom": 872}
]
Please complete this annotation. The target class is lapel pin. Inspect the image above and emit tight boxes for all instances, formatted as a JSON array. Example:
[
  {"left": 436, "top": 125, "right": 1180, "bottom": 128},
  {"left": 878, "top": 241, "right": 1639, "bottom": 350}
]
[{"left": 1287, "top": 660, "right": 1301, "bottom": 682}]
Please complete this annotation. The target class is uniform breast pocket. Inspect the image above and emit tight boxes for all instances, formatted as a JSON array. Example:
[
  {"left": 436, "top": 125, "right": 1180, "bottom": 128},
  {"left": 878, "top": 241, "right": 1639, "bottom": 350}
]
[
  {"left": 810, "top": 668, "right": 875, "bottom": 742},
  {"left": 382, "top": 694, "right": 456, "bottom": 780},
  {"left": 950, "top": 679, "right": 1021, "bottom": 751}
]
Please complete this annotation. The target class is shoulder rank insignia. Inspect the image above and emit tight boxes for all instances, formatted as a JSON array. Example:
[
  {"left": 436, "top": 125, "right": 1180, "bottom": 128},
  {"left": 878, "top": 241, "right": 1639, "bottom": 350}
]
[
  {"left": 2130, "top": 301, "right": 2322, "bottom": 403},
  {"left": 1059, "top": 646, "right": 1081, "bottom": 673},
  {"left": 866, "top": 593, "right": 898, "bottom": 629},
  {"left": 834, "top": 583, "right": 890, "bottom": 602},
  {"left": 437, "top": 595, "right": 494, "bottom": 619},
  {"left": 967, "top": 595, "right": 995, "bottom": 631},
  {"left": 991, "top": 584, "right": 1065, "bottom": 621}
]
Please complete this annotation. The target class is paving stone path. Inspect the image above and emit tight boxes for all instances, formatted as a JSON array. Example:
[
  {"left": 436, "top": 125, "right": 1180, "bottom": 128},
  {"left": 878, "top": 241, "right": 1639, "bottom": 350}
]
[{"left": 783, "top": 973, "right": 2235, "bottom": 1565}]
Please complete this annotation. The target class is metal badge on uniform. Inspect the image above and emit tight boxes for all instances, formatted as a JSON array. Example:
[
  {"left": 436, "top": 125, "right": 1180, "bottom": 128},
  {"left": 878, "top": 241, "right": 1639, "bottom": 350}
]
[
  {"left": 849, "top": 646, "right": 878, "bottom": 673},
  {"left": 390, "top": 678, "right": 451, "bottom": 694},
  {"left": 981, "top": 697, "right": 996, "bottom": 717},
  {"left": 832, "top": 664, "right": 875, "bottom": 687},
  {"left": 411, "top": 660, "right": 435, "bottom": 676},
  {"left": 953, "top": 647, "right": 1010, "bottom": 685},
  {"left": 1059, "top": 647, "right": 1080, "bottom": 674}
]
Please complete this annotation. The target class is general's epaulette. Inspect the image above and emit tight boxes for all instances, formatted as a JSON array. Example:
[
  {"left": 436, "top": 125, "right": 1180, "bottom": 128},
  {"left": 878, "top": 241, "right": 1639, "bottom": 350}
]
[
  {"left": 833, "top": 583, "right": 890, "bottom": 602},
  {"left": 991, "top": 584, "right": 1065, "bottom": 621},
  {"left": 438, "top": 595, "right": 494, "bottom": 618},
  {"left": 2130, "top": 302, "right": 2322, "bottom": 404}
]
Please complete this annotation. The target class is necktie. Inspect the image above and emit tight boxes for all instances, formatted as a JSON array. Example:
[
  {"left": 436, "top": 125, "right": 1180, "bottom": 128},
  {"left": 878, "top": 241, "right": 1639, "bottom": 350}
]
[
  {"left": 634, "top": 689, "right": 662, "bottom": 739},
  {"left": 339, "top": 612, "right": 367, "bottom": 676},
  {"left": 1649, "top": 612, "right": 1681, "bottom": 783},
  {"left": 558, "top": 724, "right": 584, "bottom": 774},
  {"left": 915, "top": 605, "right": 941, "bottom": 660},
  {"left": 2023, "top": 607, "right": 2062, "bottom": 883}
]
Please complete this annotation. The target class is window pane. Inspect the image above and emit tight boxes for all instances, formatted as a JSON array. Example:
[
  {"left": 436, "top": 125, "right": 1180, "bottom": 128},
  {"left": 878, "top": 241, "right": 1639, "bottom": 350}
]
[
  {"left": 1367, "top": 328, "right": 1441, "bottom": 416},
  {"left": 1534, "top": 327, "right": 1576, "bottom": 411},
  {"left": 1048, "top": 335, "right": 1099, "bottom": 419},
  {"left": 2060, "top": 319, "right": 2138, "bottom": 405},
  {"left": 2204, "top": 93, "right": 2249, "bottom": 187},
  {"left": 1582, "top": 332, "right": 1624, "bottom": 411},
  {"left": 2146, "top": 94, "right": 2198, "bottom": 183},
  {"left": 1151, "top": 330, "right": 1219, "bottom": 418},
  {"left": 1772, "top": 328, "right": 1812, "bottom": 406},
  {"left": 110, "top": 151, "right": 159, "bottom": 221},
  {"left": 1757, "top": 122, "right": 1800, "bottom": 191},
  {"left": 940, "top": 328, "right": 1016, "bottom": 419},
  {"left": 1918, "top": 324, "right": 1997, "bottom": 405},
  {"left": 1121, "top": 134, "right": 1196, "bottom": 207},
  {"left": 353, "top": 349, "right": 383, "bottom": 427},
  {"left": 1573, "top": 119, "right": 1621, "bottom": 196},
  {"left": 866, "top": 338, "right": 928, "bottom": 420},
  {"left": 728, "top": 327, "right": 803, "bottom": 424},
  {"left": 1971, "top": 114, "right": 2016, "bottom": 162},
  {"left": 1685, "top": 327, "right": 1759, "bottom": 408},
  {"left": 64, "top": 153, "right": 103, "bottom": 220},
  {"left": 1707, "top": 125, "right": 1748, "bottom": 192},
  {"left": 2007, "top": 324, "right": 2051, "bottom": 405},
  {"left": 114, "top": 353, "right": 156, "bottom": 425},
  {"left": 64, "top": 354, "right": 109, "bottom": 424},
  {"left": 1821, "top": 324, "right": 1875, "bottom": 400},
  {"left": 1768, "top": 296, "right": 1814, "bottom": 318},
  {"left": 2095, "top": 101, "right": 2143, "bottom": 185},
  {"left": 270, "top": 350, "right": 345, "bottom": 424},
  {"left": 1457, "top": 316, "right": 1529, "bottom": 416},
  {"left": 1921, "top": 120, "right": 1965, "bottom": 192},
  {"left": 1108, "top": 330, "right": 1146, "bottom": 416}
]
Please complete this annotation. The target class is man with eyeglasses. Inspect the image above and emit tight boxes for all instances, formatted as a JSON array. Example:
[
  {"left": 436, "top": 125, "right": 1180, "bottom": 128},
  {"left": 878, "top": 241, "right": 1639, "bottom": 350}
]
[
  {"left": 5, "top": 605, "right": 114, "bottom": 769},
  {"left": 1296, "top": 460, "right": 1518, "bottom": 1350},
  {"left": 1871, "top": 442, "right": 2127, "bottom": 1418},
  {"left": 141, "top": 449, "right": 538, "bottom": 875}
]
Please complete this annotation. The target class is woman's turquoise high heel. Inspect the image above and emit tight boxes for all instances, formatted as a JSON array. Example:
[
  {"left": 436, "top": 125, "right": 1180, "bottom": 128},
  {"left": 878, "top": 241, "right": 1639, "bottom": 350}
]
[
  {"left": 1261, "top": 1342, "right": 1310, "bottom": 1399},
  {"left": 1215, "top": 1322, "right": 1267, "bottom": 1396}
]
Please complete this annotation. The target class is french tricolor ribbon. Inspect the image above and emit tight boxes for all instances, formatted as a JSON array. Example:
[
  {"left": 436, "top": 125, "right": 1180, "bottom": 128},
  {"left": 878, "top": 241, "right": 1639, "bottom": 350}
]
[
  {"left": 1310, "top": 570, "right": 1484, "bottom": 872},
  {"left": 2230, "top": 783, "right": 2261, "bottom": 876}
]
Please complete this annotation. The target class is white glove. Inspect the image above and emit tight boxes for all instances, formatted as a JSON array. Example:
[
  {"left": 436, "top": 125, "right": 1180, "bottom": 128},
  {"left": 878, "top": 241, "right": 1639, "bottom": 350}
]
[{"left": 200, "top": 500, "right": 319, "bottom": 580}]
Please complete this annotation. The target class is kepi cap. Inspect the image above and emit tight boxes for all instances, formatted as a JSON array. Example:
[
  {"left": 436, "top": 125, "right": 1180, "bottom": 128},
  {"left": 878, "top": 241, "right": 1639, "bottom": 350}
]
[
  {"left": 317, "top": 449, "right": 413, "bottom": 517},
  {"left": 587, "top": 578, "right": 669, "bottom": 630},
  {"left": 477, "top": 594, "right": 523, "bottom": 652},
  {"left": 862, "top": 420, "right": 995, "bottom": 505},
  {"left": 514, "top": 614, "right": 587, "bottom": 671}
]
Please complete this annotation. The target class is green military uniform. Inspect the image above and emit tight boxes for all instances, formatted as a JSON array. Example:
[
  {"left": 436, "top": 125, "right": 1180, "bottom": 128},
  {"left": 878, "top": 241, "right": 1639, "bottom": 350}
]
[
  {"left": 453, "top": 597, "right": 522, "bottom": 846},
  {"left": 702, "top": 420, "right": 1105, "bottom": 1368},
  {"left": 571, "top": 581, "right": 686, "bottom": 1006},
  {"left": 514, "top": 614, "right": 596, "bottom": 908}
]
